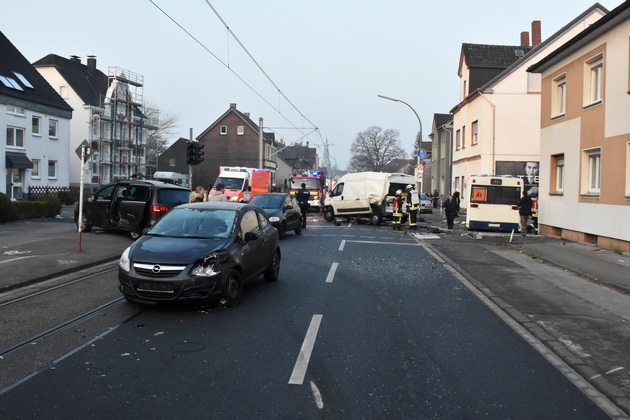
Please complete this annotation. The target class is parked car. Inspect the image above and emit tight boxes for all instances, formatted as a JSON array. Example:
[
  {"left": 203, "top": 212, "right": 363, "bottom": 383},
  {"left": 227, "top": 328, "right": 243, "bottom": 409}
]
[
  {"left": 248, "top": 192, "right": 302, "bottom": 238},
  {"left": 419, "top": 193, "right": 433, "bottom": 213},
  {"left": 75, "top": 180, "right": 190, "bottom": 239},
  {"left": 118, "top": 202, "right": 281, "bottom": 307}
]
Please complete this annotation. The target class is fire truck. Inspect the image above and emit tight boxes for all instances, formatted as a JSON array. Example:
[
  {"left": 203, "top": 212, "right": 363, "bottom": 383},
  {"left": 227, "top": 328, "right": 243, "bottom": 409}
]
[{"left": 286, "top": 170, "right": 325, "bottom": 211}]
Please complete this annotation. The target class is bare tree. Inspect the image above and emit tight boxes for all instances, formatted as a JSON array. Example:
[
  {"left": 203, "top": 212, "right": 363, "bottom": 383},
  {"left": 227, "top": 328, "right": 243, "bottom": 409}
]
[
  {"left": 142, "top": 100, "right": 180, "bottom": 162},
  {"left": 348, "top": 126, "right": 406, "bottom": 172}
]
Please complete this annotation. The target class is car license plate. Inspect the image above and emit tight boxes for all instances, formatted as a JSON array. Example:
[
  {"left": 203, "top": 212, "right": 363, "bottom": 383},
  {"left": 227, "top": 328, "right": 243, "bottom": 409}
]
[{"left": 137, "top": 281, "right": 174, "bottom": 293}]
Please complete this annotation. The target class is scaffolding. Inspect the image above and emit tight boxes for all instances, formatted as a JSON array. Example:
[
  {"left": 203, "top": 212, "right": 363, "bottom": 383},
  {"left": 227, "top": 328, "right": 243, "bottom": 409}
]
[{"left": 86, "top": 66, "right": 158, "bottom": 186}]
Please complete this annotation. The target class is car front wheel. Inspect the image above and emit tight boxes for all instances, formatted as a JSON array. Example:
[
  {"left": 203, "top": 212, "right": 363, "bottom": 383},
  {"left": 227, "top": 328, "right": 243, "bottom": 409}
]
[
  {"left": 264, "top": 249, "right": 281, "bottom": 282},
  {"left": 323, "top": 207, "right": 335, "bottom": 222},
  {"left": 222, "top": 269, "right": 243, "bottom": 307}
]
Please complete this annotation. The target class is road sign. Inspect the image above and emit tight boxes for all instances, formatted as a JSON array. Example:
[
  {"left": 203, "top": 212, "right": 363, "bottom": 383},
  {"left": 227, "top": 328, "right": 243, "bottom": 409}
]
[
  {"left": 417, "top": 148, "right": 427, "bottom": 158},
  {"left": 75, "top": 140, "right": 93, "bottom": 163}
]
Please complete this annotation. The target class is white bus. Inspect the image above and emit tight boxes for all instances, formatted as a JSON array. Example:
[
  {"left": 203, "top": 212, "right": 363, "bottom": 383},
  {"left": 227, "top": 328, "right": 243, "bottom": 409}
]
[{"left": 466, "top": 175, "right": 523, "bottom": 232}]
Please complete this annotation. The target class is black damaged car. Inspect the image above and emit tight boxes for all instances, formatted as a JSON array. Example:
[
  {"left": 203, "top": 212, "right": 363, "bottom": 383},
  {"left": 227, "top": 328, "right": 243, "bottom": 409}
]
[
  {"left": 118, "top": 202, "right": 281, "bottom": 307},
  {"left": 75, "top": 180, "right": 190, "bottom": 239}
]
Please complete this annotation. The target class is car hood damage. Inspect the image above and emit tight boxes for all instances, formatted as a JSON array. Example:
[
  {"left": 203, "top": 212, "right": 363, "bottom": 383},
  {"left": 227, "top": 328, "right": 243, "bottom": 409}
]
[{"left": 130, "top": 236, "right": 229, "bottom": 264}]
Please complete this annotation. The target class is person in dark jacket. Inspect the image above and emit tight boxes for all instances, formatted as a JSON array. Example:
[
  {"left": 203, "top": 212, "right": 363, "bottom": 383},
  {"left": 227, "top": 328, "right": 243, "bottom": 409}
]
[
  {"left": 432, "top": 189, "right": 439, "bottom": 208},
  {"left": 295, "top": 183, "right": 310, "bottom": 228},
  {"left": 442, "top": 194, "right": 459, "bottom": 230},
  {"left": 517, "top": 190, "right": 533, "bottom": 236}
]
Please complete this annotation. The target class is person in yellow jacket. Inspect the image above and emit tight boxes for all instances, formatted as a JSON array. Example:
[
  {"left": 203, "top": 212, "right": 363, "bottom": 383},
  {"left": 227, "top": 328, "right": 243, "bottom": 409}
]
[
  {"left": 405, "top": 184, "right": 419, "bottom": 230},
  {"left": 392, "top": 190, "right": 403, "bottom": 230}
]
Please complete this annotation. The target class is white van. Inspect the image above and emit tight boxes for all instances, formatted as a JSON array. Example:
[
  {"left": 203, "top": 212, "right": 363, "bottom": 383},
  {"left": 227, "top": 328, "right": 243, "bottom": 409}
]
[
  {"left": 323, "top": 172, "right": 416, "bottom": 225},
  {"left": 152, "top": 171, "right": 190, "bottom": 189}
]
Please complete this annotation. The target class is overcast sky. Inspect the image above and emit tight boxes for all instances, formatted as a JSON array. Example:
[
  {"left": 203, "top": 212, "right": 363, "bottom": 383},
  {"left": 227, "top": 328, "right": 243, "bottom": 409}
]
[{"left": 2, "top": 0, "right": 624, "bottom": 169}]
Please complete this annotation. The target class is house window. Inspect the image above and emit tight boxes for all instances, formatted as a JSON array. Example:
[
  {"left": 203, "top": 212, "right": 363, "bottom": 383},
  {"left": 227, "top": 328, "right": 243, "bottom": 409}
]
[
  {"left": 552, "top": 74, "right": 566, "bottom": 117},
  {"left": 220, "top": 125, "right": 227, "bottom": 135},
  {"left": 553, "top": 154, "right": 564, "bottom": 193},
  {"left": 7, "top": 105, "right": 25, "bottom": 116},
  {"left": 91, "top": 115, "right": 101, "bottom": 139},
  {"left": 626, "top": 142, "right": 630, "bottom": 197},
  {"left": 31, "top": 159, "right": 40, "bottom": 178},
  {"left": 472, "top": 121, "right": 478, "bottom": 145},
  {"left": 582, "top": 148, "right": 601, "bottom": 195},
  {"left": 32, "top": 116, "right": 41, "bottom": 135},
  {"left": 49, "top": 120, "right": 58, "bottom": 138},
  {"left": 6, "top": 126, "right": 24, "bottom": 147},
  {"left": 455, "top": 129, "right": 461, "bottom": 150},
  {"left": 440, "top": 137, "right": 446, "bottom": 159},
  {"left": 48, "top": 160, "right": 58, "bottom": 179},
  {"left": 584, "top": 54, "right": 603, "bottom": 107},
  {"left": 237, "top": 125, "right": 244, "bottom": 135},
  {"left": 462, "top": 126, "right": 466, "bottom": 149},
  {"left": 169, "top": 158, "right": 176, "bottom": 167},
  {"left": 59, "top": 85, "right": 68, "bottom": 99}
]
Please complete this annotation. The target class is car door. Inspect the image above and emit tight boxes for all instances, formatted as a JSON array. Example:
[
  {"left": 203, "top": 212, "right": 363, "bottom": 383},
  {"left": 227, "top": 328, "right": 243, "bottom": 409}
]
[
  {"left": 84, "top": 184, "right": 116, "bottom": 229},
  {"left": 116, "top": 184, "right": 150, "bottom": 232},
  {"left": 237, "top": 209, "right": 267, "bottom": 280},
  {"left": 285, "top": 195, "right": 300, "bottom": 229}
]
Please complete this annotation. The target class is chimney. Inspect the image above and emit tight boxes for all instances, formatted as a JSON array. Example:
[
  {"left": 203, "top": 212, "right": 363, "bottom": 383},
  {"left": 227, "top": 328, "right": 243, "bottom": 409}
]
[
  {"left": 70, "top": 55, "right": 81, "bottom": 63},
  {"left": 87, "top": 55, "right": 96, "bottom": 75},
  {"left": 520, "top": 31, "right": 530, "bottom": 47},
  {"left": 532, "top": 20, "right": 541, "bottom": 47},
  {"left": 230, "top": 103, "right": 237, "bottom": 109}
]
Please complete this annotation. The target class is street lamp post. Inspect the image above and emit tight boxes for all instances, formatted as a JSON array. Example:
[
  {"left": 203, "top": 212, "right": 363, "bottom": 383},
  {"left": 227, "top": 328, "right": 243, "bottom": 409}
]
[{"left": 377, "top": 94, "right": 424, "bottom": 190}]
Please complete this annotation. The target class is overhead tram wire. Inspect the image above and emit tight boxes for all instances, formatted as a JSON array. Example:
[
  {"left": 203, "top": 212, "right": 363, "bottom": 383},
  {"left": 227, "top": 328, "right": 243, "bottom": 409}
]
[
  {"left": 202, "top": 1, "right": 336, "bottom": 164},
  {"left": 150, "top": 1, "right": 323, "bottom": 146}
]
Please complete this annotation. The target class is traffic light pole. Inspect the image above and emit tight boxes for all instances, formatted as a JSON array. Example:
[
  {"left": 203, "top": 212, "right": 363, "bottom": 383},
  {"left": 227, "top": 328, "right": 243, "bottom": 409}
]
[{"left": 188, "top": 129, "right": 193, "bottom": 190}]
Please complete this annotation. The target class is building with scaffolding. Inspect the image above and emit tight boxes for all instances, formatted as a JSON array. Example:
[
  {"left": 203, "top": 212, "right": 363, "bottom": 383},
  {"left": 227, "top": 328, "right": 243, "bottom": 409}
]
[{"left": 34, "top": 56, "right": 158, "bottom": 189}]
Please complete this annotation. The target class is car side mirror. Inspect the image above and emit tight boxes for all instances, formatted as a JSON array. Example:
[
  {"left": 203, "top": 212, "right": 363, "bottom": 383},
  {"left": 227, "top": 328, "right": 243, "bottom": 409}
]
[
  {"left": 142, "top": 227, "right": 151, "bottom": 236},
  {"left": 244, "top": 231, "right": 259, "bottom": 241}
]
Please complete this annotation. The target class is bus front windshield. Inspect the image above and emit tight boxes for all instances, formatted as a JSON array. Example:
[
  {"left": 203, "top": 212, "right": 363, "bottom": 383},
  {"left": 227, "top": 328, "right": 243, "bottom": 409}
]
[{"left": 470, "top": 186, "right": 521, "bottom": 205}]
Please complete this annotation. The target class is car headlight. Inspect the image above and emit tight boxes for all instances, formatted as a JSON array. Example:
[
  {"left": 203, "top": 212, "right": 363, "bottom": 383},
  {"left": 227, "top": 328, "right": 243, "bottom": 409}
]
[
  {"left": 119, "top": 247, "right": 131, "bottom": 272},
  {"left": 268, "top": 216, "right": 280, "bottom": 222},
  {"left": 190, "top": 252, "right": 222, "bottom": 277}
]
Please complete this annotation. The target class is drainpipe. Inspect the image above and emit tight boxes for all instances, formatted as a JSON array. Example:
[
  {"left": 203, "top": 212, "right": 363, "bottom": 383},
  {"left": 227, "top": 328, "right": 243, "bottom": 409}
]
[{"left": 478, "top": 92, "right": 496, "bottom": 175}]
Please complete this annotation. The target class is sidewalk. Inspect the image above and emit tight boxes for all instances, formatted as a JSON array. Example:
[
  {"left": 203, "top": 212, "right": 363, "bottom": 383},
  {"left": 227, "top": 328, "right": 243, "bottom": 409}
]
[
  {"left": 419, "top": 208, "right": 630, "bottom": 294},
  {"left": 0, "top": 206, "right": 131, "bottom": 293}
]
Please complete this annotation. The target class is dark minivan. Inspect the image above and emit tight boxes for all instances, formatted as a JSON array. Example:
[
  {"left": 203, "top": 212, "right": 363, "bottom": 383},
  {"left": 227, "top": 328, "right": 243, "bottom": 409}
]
[{"left": 75, "top": 180, "right": 190, "bottom": 239}]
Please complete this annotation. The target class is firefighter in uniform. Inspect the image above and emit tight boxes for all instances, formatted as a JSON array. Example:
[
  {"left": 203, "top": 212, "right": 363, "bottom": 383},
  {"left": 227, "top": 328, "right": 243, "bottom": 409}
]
[
  {"left": 405, "top": 184, "right": 419, "bottom": 229},
  {"left": 392, "top": 189, "right": 403, "bottom": 230}
]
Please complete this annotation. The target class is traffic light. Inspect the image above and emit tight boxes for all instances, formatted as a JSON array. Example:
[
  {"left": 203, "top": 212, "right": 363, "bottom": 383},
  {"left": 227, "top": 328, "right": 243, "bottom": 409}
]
[
  {"left": 194, "top": 143, "right": 205, "bottom": 164},
  {"left": 186, "top": 142, "right": 196, "bottom": 165}
]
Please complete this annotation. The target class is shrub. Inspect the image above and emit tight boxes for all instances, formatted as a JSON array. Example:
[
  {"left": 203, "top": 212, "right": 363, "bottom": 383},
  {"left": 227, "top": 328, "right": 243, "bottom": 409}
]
[{"left": 0, "top": 192, "right": 16, "bottom": 223}]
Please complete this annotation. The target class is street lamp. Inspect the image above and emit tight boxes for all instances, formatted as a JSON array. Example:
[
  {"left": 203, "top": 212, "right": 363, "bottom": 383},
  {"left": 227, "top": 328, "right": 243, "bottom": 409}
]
[{"left": 377, "top": 94, "right": 424, "bottom": 189}]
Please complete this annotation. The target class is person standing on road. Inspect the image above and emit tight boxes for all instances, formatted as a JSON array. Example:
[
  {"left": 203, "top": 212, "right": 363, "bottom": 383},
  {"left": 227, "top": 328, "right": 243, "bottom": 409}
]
[
  {"left": 432, "top": 189, "right": 439, "bottom": 209},
  {"left": 517, "top": 190, "right": 533, "bottom": 236},
  {"left": 405, "top": 184, "right": 419, "bottom": 230},
  {"left": 392, "top": 189, "right": 404, "bottom": 230},
  {"left": 442, "top": 194, "right": 459, "bottom": 230},
  {"left": 296, "top": 183, "right": 310, "bottom": 228},
  {"left": 207, "top": 183, "right": 228, "bottom": 202},
  {"left": 189, "top": 186, "right": 205, "bottom": 203}
]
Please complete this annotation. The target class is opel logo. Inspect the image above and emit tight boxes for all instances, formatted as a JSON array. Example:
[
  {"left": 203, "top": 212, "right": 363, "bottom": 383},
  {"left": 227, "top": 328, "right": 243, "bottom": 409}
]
[{"left": 152, "top": 265, "right": 162, "bottom": 274}]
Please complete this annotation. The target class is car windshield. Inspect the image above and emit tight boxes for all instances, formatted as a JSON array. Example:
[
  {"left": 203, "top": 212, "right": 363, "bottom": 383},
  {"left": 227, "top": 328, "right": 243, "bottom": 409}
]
[
  {"left": 148, "top": 208, "right": 236, "bottom": 239},
  {"left": 249, "top": 195, "right": 283, "bottom": 209}
]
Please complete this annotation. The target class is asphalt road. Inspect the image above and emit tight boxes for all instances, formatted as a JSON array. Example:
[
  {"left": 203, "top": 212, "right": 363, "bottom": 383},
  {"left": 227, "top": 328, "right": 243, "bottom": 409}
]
[{"left": 0, "top": 221, "right": 614, "bottom": 419}]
